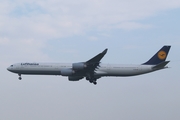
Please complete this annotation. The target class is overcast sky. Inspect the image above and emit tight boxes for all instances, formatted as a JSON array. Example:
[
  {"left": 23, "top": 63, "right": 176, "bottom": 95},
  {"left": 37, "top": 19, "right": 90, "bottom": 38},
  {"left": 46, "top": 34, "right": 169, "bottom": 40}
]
[{"left": 1, "top": 0, "right": 180, "bottom": 120}]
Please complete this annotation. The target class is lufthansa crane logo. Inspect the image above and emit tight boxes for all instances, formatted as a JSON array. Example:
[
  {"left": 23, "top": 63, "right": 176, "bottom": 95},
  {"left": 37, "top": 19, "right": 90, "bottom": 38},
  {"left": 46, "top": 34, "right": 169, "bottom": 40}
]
[{"left": 158, "top": 51, "right": 167, "bottom": 60}]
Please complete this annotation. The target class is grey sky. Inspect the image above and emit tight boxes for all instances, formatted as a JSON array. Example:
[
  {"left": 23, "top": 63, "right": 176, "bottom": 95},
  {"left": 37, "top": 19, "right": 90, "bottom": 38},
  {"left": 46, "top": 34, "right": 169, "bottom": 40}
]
[{"left": 1, "top": 0, "right": 180, "bottom": 120}]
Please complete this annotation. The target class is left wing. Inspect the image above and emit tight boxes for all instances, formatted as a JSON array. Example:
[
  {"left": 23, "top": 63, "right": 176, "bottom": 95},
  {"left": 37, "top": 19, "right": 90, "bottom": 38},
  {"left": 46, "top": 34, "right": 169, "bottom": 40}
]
[
  {"left": 85, "top": 49, "right": 108, "bottom": 84},
  {"left": 70, "top": 49, "right": 108, "bottom": 85},
  {"left": 85, "top": 48, "right": 108, "bottom": 72},
  {"left": 86, "top": 49, "right": 108, "bottom": 63}
]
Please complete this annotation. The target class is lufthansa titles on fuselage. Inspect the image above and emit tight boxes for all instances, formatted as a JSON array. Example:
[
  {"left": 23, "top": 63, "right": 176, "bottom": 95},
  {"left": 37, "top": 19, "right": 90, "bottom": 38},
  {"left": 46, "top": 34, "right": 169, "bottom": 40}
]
[{"left": 21, "top": 63, "right": 39, "bottom": 66}]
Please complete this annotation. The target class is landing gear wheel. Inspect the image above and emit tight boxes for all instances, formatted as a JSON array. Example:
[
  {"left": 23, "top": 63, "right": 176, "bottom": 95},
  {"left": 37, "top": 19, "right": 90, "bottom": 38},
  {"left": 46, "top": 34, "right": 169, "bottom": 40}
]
[
  {"left": 18, "top": 74, "right": 22, "bottom": 80},
  {"left": 19, "top": 77, "right": 22, "bottom": 80},
  {"left": 93, "top": 81, "right": 97, "bottom": 85}
]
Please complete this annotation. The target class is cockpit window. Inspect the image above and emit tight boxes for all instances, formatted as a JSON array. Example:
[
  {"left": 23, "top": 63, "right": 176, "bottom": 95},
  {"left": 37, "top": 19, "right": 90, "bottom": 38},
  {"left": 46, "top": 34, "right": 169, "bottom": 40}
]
[{"left": 11, "top": 65, "right": 13, "bottom": 67}]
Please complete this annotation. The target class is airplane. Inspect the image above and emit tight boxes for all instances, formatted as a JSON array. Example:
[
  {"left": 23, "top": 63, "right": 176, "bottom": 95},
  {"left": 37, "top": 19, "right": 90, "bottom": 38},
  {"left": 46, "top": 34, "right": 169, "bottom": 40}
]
[{"left": 7, "top": 45, "right": 171, "bottom": 85}]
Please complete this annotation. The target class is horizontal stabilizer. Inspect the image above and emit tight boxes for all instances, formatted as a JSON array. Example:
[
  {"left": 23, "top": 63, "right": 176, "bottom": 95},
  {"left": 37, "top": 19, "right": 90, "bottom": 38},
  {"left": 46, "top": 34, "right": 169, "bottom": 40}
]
[{"left": 152, "top": 61, "right": 170, "bottom": 69}]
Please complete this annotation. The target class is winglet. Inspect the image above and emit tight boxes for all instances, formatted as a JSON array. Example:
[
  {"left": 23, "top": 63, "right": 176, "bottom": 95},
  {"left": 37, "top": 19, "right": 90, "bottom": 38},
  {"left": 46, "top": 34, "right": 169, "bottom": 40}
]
[{"left": 143, "top": 46, "right": 171, "bottom": 65}]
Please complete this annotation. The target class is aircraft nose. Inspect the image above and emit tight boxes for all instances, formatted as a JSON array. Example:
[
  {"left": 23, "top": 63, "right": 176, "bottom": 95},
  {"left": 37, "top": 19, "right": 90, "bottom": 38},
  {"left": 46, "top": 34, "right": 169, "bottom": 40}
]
[
  {"left": 7, "top": 67, "right": 11, "bottom": 71},
  {"left": 7, "top": 66, "right": 13, "bottom": 71}
]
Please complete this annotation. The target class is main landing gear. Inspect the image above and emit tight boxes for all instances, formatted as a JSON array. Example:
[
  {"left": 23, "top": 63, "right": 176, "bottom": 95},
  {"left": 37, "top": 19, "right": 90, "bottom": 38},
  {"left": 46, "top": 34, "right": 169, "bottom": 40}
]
[
  {"left": 93, "top": 81, "right": 97, "bottom": 85},
  {"left": 18, "top": 74, "right": 22, "bottom": 80},
  {"left": 86, "top": 74, "right": 97, "bottom": 85},
  {"left": 89, "top": 79, "right": 97, "bottom": 85},
  {"left": 86, "top": 73, "right": 97, "bottom": 85}
]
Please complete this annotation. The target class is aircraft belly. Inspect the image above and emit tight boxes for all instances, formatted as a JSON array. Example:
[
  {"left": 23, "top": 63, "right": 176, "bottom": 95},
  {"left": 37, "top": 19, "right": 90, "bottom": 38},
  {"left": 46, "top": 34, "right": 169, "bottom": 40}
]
[
  {"left": 96, "top": 66, "right": 152, "bottom": 76},
  {"left": 19, "top": 70, "right": 60, "bottom": 75},
  {"left": 16, "top": 70, "right": 60, "bottom": 75},
  {"left": 12, "top": 68, "right": 61, "bottom": 75},
  {"left": 107, "top": 70, "right": 141, "bottom": 76}
]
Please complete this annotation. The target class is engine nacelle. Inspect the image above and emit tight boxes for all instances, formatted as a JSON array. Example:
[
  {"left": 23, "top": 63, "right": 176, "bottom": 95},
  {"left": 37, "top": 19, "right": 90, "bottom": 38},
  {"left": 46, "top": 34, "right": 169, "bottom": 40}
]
[
  {"left": 61, "top": 69, "right": 75, "bottom": 76},
  {"left": 68, "top": 76, "right": 84, "bottom": 81},
  {"left": 72, "top": 62, "right": 87, "bottom": 70}
]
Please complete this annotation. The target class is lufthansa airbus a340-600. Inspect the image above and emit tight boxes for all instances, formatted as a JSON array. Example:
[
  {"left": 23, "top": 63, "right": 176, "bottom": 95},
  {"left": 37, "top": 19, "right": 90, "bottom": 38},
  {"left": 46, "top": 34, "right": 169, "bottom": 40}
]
[{"left": 7, "top": 46, "right": 171, "bottom": 85}]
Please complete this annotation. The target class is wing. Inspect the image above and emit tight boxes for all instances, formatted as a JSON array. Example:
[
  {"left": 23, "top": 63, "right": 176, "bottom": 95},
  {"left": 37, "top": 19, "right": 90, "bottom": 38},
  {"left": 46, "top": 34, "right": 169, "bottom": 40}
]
[
  {"left": 84, "top": 49, "right": 108, "bottom": 84},
  {"left": 86, "top": 49, "right": 108, "bottom": 63},
  {"left": 70, "top": 49, "right": 108, "bottom": 85},
  {"left": 85, "top": 48, "right": 108, "bottom": 72}
]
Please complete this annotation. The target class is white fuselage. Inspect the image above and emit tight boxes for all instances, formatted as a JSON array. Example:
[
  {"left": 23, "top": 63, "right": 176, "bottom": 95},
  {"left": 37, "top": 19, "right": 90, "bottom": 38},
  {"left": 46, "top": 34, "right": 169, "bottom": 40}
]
[
  {"left": 7, "top": 46, "right": 171, "bottom": 84},
  {"left": 7, "top": 63, "right": 155, "bottom": 77}
]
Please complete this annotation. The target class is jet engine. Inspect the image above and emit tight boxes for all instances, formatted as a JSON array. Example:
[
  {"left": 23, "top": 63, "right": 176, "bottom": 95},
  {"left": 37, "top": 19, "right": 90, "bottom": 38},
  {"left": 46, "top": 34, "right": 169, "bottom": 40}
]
[
  {"left": 72, "top": 62, "right": 87, "bottom": 70},
  {"left": 61, "top": 69, "right": 75, "bottom": 76},
  {"left": 68, "top": 76, "right": 84, "bottom": 81}
]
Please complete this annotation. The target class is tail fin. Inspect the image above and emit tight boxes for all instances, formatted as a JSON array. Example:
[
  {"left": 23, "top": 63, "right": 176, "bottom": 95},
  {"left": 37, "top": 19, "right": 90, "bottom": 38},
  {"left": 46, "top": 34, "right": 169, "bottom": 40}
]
[{"left": 143, "top": 46, "right": 171, "bottom": 65}]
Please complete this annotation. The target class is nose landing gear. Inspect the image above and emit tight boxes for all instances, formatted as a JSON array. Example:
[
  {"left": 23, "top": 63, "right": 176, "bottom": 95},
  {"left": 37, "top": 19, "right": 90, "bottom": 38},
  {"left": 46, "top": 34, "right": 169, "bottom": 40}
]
[{"left": 18, "top": 74, "right": 22, "bottom": 80}]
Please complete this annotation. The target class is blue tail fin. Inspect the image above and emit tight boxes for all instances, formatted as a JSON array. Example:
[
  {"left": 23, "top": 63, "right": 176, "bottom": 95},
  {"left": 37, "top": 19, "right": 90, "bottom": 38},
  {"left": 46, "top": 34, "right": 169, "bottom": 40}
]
[{"left": 143, "top": 46, "right": 171, "bottom": 65}]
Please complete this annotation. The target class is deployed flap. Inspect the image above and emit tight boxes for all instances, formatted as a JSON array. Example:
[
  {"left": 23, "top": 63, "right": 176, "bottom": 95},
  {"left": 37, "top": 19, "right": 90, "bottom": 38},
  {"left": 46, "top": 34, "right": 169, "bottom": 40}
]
[
  {"left": 86, "top": 49, "right": 108, "bottom": 64},
  {"left": 152, "top": 61, "right": 170, "bottom": 69}
]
